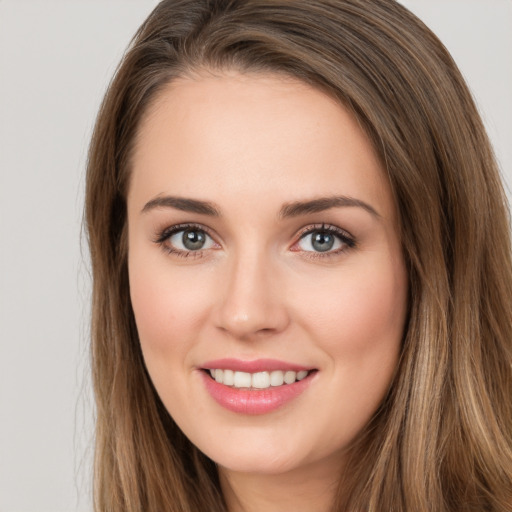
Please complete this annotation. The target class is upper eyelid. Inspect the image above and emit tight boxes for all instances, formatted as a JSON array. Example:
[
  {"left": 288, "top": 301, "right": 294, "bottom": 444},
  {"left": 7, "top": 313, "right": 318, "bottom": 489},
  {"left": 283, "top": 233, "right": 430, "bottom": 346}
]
[
  {"left": 296, "top": 223, "right": 355, "bottom": 241},
  {"left": 155, "top": 222, "right": 215, "bottom": 242},
  {"left": 294, "top": 225, "right": 356, "bottom": 250}
]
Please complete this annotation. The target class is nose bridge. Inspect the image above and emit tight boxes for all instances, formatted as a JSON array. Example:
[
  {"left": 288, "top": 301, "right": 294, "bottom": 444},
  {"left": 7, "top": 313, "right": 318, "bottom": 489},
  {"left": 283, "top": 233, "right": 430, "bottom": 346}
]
[{"left": 215, "top": 244, "right": 288, "bottom": 338}]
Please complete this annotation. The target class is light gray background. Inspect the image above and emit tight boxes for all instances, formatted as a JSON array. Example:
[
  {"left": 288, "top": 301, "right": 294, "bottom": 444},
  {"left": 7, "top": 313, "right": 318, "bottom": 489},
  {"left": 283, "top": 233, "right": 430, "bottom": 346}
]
[{"left": 0, "top": 1, "right": 510, "bottom": 511}]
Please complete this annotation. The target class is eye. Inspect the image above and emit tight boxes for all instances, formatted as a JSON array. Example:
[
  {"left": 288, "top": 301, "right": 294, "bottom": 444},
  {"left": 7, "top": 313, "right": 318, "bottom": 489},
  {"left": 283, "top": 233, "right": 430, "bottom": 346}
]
[
  {"left": 169, "top": 228, "right": 214, "bottom": 251},
  {"left": 155, "top": 224, "right": 217, "bottom": 256},
  {"left": 295, "top": 225, "right": 355, "bottom": 254}
]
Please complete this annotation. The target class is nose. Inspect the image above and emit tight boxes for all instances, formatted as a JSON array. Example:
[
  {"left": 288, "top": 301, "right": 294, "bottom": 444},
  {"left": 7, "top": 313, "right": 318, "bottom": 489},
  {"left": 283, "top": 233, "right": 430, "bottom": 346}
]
[{"left": 213, "top": 249, "right": 290, "bottom": 340}]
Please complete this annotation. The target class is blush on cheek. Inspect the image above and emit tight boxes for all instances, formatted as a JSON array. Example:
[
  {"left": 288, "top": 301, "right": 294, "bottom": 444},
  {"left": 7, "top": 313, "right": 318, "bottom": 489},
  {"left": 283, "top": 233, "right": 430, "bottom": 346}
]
[
  {"left": 306, "top": 277, "right": 404, "bottom": 351},
  {"left": 128, "top": 260, "right": 175, "bottom": 354},
  {"left": 129, "top": 260, "right": 213, "bottom": 356}
]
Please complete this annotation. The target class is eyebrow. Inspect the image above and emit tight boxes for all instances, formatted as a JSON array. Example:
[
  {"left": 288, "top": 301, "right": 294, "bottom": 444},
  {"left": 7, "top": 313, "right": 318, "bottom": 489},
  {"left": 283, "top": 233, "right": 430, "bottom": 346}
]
[
  {"left": 279, "top": 196, "right": 380, "bottom": 219},
  {"left": 141, "top": 196, "right": 221, "bottom": 216},
  {"left": 141, "top": 194, "right": 379, "bottom": 218}
]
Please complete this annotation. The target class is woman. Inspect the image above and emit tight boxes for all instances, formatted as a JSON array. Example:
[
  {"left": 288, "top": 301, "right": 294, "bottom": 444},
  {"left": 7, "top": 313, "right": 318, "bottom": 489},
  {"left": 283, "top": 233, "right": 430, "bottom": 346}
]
[{"left": 85, "top": 0, "right": 512, "bottom": 510}]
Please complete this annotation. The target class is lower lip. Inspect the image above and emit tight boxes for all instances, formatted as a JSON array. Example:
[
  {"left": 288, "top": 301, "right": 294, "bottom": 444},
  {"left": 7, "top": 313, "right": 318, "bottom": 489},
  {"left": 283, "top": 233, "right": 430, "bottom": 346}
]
[{"left": 199, "top": 370, "right": 315, "bottom": 415}]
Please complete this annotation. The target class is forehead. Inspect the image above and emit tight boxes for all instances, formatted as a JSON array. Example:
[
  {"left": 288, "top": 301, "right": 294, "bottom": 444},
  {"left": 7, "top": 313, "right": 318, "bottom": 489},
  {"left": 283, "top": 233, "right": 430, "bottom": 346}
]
[{"left": 128, "top": 71, "right": 394, "bottom": 221}]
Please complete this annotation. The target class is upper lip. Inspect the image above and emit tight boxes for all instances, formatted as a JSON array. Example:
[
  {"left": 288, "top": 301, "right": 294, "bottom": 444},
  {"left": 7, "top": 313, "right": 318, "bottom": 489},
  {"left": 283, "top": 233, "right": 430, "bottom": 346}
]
[{"left": 201, "top": 358, "right": 314, "bottom": 373}]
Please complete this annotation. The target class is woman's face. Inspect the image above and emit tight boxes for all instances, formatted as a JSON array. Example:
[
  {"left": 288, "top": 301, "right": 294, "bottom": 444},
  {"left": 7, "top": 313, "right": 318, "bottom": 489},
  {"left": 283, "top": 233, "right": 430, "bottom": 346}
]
[{"left": 127, "top": 72, "right": 408, "bottom": 476}]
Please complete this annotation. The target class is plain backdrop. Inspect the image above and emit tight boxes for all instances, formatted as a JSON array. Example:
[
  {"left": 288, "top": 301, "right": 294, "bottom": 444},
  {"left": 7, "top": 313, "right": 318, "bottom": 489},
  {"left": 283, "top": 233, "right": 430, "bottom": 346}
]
[{"left": 0, "top": 1, "right": 510, "bottom": 511}]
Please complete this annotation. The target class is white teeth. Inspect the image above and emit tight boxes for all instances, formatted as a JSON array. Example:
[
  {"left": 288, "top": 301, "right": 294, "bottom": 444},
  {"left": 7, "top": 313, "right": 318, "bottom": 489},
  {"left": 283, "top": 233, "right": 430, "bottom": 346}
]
[
  {"left": 223, "top": 369, "right": 234, "bottom": 386},
  {"left": 233, "top": 371, "right": 252, "bottom": 388},
  {"left": 284, "top": 371, "right": 296, "bottom": 384},
  {"left": 207, "top": 368, "right": 311, "bottom": 389},
  {"left": 270, "top": 370, "right": 284, "bottom": 386},
  {"left": 252, "top": 371, "right": 270, "bottom": 389}
]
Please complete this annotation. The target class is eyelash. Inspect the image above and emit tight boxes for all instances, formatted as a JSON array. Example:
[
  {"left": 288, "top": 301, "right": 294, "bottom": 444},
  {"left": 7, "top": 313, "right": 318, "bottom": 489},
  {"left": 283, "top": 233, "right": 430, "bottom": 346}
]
[
  {"left": 153, "top": 223, "right": 356, "bottom": 260},
  {"left": 293, "top": 223, "right": 356, "bottom": 259},
  {"left": 154, "top": 223, "right": 214, "bottom": 259}
]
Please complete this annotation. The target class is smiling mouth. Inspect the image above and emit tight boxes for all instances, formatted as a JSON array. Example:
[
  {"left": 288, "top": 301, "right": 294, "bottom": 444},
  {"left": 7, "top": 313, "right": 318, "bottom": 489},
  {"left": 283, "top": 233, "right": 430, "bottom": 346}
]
[{"left": 203, "top": 369, "right": 317, "bottom": 390}]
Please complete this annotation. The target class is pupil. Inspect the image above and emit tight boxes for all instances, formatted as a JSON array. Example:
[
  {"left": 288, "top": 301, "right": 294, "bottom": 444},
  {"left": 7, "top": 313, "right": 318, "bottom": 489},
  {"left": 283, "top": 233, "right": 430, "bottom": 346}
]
[
  {"left": 312, "top": 231, "right": 334, "bottom": 252},
  {"left": 182, "top": 229, "right": 206, "bottom": 250}
]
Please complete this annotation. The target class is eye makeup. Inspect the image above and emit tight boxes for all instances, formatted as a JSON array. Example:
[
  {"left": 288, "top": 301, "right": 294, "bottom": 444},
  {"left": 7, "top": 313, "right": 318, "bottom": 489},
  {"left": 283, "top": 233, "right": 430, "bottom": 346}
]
[
  {"left": 153, "top": 222, "right": 218, "bottom": 259},
  {"left": 291, "top": 223, "right": 356, "bottom": 260},
  {"left": 152, "top": 221, "right": 356, "bottom": 260}
]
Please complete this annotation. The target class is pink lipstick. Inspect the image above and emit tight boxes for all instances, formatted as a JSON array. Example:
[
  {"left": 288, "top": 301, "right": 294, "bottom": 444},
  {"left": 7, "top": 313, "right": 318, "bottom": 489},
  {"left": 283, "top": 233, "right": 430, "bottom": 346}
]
[{"left": 199, "top": 358, "right": 317, "bottom": 415}]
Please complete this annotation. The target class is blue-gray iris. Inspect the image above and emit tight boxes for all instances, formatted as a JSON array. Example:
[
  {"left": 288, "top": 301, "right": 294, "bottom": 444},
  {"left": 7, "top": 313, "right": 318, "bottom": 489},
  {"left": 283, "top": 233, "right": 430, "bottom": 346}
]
[
  {"left": 312, "top": 231, "right": 335, "bottom": 252},
  {"left": 183, "top": 229, "right": 206, "bottom": 250}
]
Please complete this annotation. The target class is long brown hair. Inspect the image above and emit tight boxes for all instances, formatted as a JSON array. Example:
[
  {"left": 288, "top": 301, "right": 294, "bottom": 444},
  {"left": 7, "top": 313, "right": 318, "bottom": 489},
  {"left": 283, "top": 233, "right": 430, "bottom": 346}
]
[{"left": 85, "top": 1, "right": 512, "bottom": 510}]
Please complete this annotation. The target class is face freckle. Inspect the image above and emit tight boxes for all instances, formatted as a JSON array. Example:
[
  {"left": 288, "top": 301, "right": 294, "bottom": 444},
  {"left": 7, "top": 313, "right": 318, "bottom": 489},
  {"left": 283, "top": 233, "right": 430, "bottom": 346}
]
[{"left": 127, "top": 71, "right": 408, "bottom": 480}]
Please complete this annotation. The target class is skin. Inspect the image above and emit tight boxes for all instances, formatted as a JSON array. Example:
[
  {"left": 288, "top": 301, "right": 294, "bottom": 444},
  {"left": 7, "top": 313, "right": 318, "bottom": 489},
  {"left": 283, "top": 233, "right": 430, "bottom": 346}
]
[{"left": 127, "top": 71, "right": 408, "bottom": 512}]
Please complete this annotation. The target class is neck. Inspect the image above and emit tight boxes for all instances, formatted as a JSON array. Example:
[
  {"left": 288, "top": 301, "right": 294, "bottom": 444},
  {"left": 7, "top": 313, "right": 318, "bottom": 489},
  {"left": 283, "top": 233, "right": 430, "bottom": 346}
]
[{"left": 218, "top": 455, "right": 343, "bottom": 512}]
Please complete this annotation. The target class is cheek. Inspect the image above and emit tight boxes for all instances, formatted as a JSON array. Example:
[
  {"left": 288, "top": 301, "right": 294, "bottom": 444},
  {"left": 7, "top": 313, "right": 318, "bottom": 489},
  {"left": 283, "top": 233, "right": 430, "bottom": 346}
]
[
  {"left": 294, "top": 254, "right": 407, "bottom": 375},
  {"left": 288, "top": 256, "right": 407, "bottom": 445},
  {"left": 128, "top": 250, "right": 213, "bottom": 361}
]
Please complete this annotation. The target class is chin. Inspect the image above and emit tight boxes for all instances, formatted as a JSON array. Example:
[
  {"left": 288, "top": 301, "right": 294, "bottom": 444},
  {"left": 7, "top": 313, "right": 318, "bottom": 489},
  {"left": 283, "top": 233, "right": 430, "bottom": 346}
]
[
  {"left": 191, "top": 426, "right": 323, "bottom": 476},
  {"left": 214, "top": 449, "right": 303, "bottom": 475}
]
